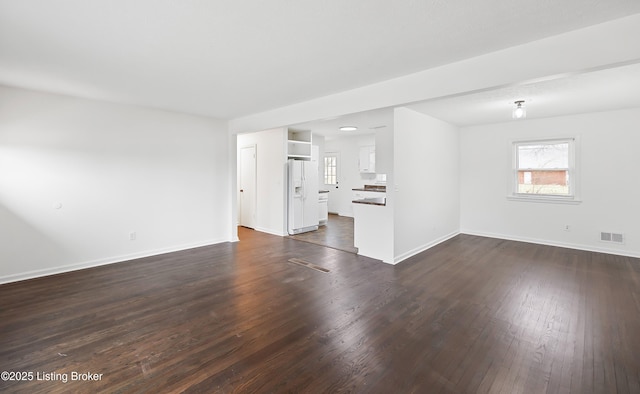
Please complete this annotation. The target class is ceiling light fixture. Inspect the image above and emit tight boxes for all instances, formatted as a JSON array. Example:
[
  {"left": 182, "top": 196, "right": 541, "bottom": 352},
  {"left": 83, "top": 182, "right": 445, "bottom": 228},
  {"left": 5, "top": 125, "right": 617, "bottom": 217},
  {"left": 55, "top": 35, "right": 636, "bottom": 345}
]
[
  {"left": 339, "top": 126, "right": 358, "bottom": 131},
  {"left": 512, "top": 100, "right": 526, "bottom": 119}
]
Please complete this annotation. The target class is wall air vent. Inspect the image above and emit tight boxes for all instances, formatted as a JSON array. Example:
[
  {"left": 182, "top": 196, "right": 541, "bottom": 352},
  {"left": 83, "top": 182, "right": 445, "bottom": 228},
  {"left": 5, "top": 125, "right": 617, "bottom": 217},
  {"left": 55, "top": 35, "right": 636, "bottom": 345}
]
[
  {"left": 612, "top": 233, "right": 624, "bottom": 243},
  {"left": 600, "top": 232, "right": 624, "bottom": 244}
]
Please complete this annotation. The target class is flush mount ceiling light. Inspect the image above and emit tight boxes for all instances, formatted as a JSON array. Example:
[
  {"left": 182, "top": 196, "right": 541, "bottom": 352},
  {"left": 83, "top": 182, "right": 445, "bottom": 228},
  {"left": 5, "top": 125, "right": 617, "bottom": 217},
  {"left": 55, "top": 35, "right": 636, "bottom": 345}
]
[
  {"left": 339, "top": 126, "right": 358, "bottom": 131},
  {"left": 512, "top": 100, "right": 526, "bottom": 119}
]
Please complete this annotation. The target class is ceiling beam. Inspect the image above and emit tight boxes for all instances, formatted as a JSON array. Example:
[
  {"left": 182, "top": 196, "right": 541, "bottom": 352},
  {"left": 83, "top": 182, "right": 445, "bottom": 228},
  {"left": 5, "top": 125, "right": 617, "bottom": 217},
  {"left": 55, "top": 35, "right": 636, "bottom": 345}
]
[{"left": 229, "top": 14, "right": 640, "bottom": 134}]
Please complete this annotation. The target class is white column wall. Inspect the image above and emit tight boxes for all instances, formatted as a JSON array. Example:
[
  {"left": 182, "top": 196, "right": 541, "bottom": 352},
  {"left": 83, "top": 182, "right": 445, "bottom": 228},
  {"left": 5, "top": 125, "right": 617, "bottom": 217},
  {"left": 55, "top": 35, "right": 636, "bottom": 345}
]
[{"left": 393, "top": 108, "right": 460, "bottom": 263}]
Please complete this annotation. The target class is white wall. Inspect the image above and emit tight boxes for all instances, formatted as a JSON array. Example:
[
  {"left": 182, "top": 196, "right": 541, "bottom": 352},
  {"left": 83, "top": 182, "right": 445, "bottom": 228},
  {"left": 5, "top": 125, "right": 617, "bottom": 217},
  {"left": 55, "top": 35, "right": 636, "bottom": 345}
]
[
  {"left": 313, "top": 134, "right": 325, "bottom": 191},
  {"left": 237, "top": 128, "right": 287, "bottom": 236},
  {"left": 393, "top": 107, "right": 460, "bottom": 262},
  {"left": 375, "top": 126, "right": 393, "bottom": 179},
  {"left": 0, "top": 86, "right": 230, "bottom": 283},
  {"left": 324, "top": 134, "right": 376, "bottom": 217},
  {"left": 460, "top": 107, "right": 640, "bottom": 257}
]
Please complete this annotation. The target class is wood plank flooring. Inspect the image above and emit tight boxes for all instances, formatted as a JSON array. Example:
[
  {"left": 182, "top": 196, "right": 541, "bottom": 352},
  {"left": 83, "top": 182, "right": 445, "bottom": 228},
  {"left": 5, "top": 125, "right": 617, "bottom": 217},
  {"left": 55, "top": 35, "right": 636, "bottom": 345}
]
[
  {"left": 288, "top": 213, "right": 357, "bottom": 254},
  {"left": 1, "top": 229, "right": 640, "bottom": 393}
]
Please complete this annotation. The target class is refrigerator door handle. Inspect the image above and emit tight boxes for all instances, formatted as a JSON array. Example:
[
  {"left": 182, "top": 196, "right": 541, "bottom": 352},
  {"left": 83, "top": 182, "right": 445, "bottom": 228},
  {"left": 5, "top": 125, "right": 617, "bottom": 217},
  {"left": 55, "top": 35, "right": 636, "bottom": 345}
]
[
  {"left": 302, "top": 162, "right": 307, "bottom": 200},
  {"left": 302, "top": 175, "right": 307, "bottom": 200}
]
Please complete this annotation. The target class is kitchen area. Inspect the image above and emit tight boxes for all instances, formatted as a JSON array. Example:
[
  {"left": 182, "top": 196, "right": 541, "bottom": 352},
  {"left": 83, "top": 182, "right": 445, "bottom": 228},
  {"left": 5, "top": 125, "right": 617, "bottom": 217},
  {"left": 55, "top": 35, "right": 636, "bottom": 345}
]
[
  {"left": 286, "top": 127, "right": 389, "bottom": 255},
  {"left": 236, "top": 107, "right": 394, "bottom": 262}
]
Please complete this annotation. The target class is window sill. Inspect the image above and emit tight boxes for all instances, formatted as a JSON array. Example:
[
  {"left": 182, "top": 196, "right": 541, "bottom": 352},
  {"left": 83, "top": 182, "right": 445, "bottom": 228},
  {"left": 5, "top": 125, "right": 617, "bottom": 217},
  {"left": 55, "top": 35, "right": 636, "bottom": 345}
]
[{"left": 506, "top": 195, "right": 582, "bottom": 205}]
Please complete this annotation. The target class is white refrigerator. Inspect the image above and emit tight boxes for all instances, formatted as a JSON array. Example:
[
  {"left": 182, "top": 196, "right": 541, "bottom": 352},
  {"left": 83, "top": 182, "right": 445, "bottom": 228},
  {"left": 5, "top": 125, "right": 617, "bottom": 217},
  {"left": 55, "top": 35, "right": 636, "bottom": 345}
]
[{"left": 288, "top": 159, "right": 319, "bottom": 235}]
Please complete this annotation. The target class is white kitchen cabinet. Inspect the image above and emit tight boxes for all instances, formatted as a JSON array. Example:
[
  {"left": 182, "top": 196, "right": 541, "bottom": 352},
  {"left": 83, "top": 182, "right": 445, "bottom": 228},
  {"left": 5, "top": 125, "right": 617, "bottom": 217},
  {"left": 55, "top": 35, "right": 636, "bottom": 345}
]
[
  {"left": 359, "top": 146, "right": 376, "bottom": 173},
  {"left": 287, "top": 129, "right": 312, "bottom": 160},
  {"left": 352, "top": 202, "right": 393, "bottom": 263},
  {"left": 318, "top": 192, "right": 329, "bottom": 225}
]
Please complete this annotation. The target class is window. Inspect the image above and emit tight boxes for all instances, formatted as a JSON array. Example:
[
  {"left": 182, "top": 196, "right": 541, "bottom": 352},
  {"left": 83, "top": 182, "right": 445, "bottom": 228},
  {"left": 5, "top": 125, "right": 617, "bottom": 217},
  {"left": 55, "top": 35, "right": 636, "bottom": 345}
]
[
  {"left": 324, "top": 155, "right": 337, "bottom": 185},
  {"left": 510, "top": 138, "right": 579, "bottom": 203}
]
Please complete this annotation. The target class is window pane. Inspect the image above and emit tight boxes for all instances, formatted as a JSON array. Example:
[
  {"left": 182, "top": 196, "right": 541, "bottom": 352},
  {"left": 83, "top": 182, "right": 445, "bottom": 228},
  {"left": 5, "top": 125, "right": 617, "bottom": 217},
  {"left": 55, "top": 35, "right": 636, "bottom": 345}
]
[
  {"left": 517, "top": 143, "right": 569, "bottom": 169},
  {"left": 515, "top": 141, "right": 573, "bottom": 196},
  {"left": 324, "top": 155, "right": 337, "bottom": 185},
  {"left": 517, "top": 170, "right": 569, "bottom": 195}
]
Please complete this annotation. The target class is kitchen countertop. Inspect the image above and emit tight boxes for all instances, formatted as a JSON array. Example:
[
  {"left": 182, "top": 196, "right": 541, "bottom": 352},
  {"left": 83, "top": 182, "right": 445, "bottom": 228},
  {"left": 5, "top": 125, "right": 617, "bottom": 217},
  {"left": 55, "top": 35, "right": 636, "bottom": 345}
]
[
  {"left": 352, "top": 188, "right": 386, "bottom": 193},
  {"left": 352, "top": 197, "right": 386, "bottom": 206}
]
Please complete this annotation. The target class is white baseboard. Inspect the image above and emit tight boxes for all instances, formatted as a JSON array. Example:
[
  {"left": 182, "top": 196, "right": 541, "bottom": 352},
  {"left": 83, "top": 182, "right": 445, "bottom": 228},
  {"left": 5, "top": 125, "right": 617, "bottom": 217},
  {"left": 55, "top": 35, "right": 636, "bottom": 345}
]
[
  {"left": 460, "top": 229, "right": 640, "bottom": 259},
  {"left": 0, "top": 238, "right": 229, "bottom": 285},
  {"left": 335, "top": 211, "right": 354, "bottom": 218},
  {"left": 393, "top": 231, "right": 460, "bottom": 265}
]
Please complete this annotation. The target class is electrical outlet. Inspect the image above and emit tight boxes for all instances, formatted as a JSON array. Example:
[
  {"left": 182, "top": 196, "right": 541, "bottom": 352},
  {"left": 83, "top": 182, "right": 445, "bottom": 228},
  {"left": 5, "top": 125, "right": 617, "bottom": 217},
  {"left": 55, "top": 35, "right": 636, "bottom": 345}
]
[{"left": 129, "top": 232, "right": 136, "bottom": 241}]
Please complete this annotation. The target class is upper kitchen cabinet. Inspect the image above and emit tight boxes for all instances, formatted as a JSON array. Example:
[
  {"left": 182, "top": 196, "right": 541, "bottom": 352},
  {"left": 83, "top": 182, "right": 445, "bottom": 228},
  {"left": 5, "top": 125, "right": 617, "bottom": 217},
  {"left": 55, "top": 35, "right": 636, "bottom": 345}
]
[
  {"left": 359, "top": 146, "right": 376, "bottom": 173},
  {"left": 287, "top": 129, "right": 312, "bottom": 160}
]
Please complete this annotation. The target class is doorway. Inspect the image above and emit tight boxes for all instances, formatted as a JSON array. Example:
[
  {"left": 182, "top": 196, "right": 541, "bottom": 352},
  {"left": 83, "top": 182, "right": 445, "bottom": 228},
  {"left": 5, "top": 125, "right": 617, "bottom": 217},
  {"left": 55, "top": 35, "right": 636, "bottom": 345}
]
[
  {"left": 239, "top": 145, "right": 256, "bottom": 228},
  {"left": 288, "top": 150, "right": 357, "bottom": 254},
  {"left": 323, "top": 151, "right": 340, "bottom": 214}
]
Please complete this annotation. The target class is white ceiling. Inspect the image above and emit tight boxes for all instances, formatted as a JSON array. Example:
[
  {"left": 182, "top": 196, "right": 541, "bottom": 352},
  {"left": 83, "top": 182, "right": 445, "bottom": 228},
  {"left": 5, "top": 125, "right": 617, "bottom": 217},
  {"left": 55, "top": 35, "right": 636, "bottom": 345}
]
[
  {"left": 291, "top": 61, "right": 640, "bottom": 136},
  {"left": 406, "top": 61, "right": 640, "bottom": 127},
  {"left": 291, "top": 108, "right": 394, "bottom": 140},
  {"left": 1, "top": 1, "right": 640, "bottom": 120}
]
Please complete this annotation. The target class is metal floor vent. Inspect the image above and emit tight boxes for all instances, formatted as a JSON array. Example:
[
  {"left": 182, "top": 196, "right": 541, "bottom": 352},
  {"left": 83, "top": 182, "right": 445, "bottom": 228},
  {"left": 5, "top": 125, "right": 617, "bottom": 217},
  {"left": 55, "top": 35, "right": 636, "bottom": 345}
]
[{"left": 287, "top": 258, "right": 330, "bottom": 273}]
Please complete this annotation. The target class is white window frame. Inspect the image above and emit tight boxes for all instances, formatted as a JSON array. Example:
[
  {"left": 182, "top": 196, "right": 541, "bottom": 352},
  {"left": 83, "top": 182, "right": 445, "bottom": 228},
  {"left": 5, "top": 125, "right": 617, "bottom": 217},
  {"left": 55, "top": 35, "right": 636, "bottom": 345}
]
[
  {"left": 507, "top": 137, "right": 581, "bottom": 204},
  {"left": 323, "top": 154, "right": 338, "bottom": 185}
]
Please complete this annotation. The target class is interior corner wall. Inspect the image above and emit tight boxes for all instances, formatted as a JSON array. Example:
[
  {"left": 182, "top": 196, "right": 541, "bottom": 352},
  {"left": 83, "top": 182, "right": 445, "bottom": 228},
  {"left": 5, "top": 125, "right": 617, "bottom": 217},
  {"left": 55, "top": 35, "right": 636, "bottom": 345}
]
[
  {"left": 237, "top": 128, "right": 287, "bottom": 236},
  {"left": 0, "top": 86, "right": 230, "bottom": 284},
  {"left": 313, "top": 134, "right": 326, "bottom": 192},
  {"left": 228, "top": 132, "right": 239, "bottom": 242},
  {"left": 459, "top": 107, "right": 640, "bottom": 257},
  {"left": 393, "top": 107, "right": 460, "bottom": 263}
]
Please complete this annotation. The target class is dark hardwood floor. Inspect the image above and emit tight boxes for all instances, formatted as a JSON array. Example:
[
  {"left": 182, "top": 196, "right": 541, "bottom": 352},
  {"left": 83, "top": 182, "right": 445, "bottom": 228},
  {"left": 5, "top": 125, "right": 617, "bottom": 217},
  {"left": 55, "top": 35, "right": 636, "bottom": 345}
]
[
  {"left": 289, "top": 213, "right": 357, "bottom": 254},
  {"left": 1, "top": 228, "right": 640, "bottom": 393}
]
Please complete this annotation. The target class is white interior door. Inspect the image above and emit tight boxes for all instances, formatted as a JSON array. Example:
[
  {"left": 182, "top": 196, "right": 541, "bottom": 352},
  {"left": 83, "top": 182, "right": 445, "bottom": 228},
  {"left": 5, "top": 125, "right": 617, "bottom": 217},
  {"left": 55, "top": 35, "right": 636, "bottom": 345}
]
[
  {"left": 324, "top": 151, "right": 340, "bottom": 214},
  {"left": 239, "top": 146, "right": 256, "bottom": 228}
]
